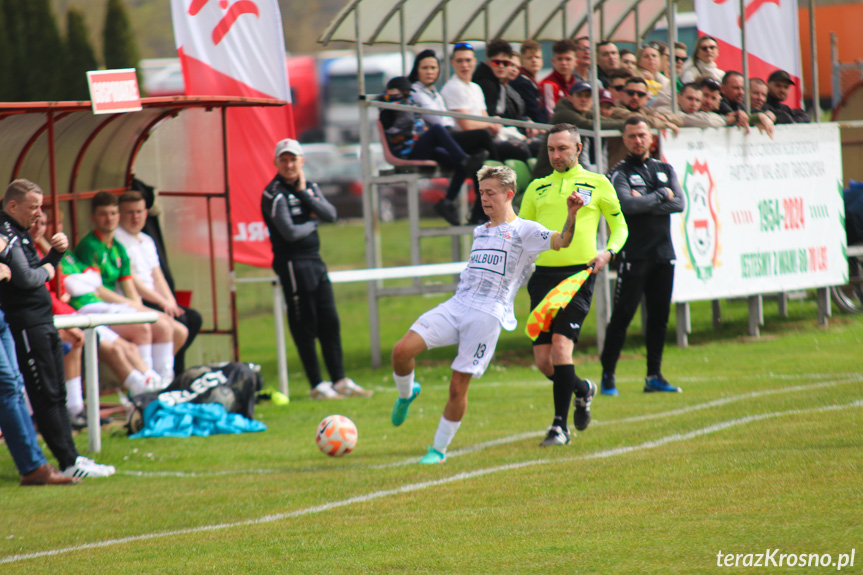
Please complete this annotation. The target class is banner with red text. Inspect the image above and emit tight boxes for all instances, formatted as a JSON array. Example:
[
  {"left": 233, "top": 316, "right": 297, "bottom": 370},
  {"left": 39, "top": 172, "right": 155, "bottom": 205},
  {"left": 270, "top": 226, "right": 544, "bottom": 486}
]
[
  {"left": 171, "top": 0, "right": 294, "bottom": 267},
  {"left": 694, "top": 0, "right": 803, "bottom": 107},
  {"left": 661, "top": 125, "right": 845, "bottom": 302}
]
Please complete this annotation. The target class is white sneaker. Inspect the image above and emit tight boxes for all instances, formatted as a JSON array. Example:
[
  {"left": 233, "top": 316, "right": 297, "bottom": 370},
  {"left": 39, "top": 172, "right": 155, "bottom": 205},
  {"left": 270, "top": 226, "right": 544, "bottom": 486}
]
[
  {"left": 333, "top": 378, "right": 373, "bottom": 398},
  {"left": 309, "top": 381, "right": 344, "bottom": 400},
  {"left": 144, "top": 370, "right": 166, "bottom": 392},
  {"left": 62, "top": 456, "right": 116, "bottom": 479}
]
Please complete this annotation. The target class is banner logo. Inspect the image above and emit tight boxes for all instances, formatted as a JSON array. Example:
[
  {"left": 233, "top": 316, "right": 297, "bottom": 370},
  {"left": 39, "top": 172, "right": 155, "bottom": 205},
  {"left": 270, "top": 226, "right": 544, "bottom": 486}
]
[{"left": 682, "top": 161, "right": 720, "bottom": 280}]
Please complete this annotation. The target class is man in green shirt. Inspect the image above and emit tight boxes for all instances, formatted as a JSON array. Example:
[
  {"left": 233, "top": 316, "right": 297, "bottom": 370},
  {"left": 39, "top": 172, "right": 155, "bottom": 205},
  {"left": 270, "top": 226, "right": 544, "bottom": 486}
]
[
  {"left": 520, "top": 123, "right": 628, "bottom": 446},
  {"left": 75, "top": 192, "right": 187, "bottom": 384}
]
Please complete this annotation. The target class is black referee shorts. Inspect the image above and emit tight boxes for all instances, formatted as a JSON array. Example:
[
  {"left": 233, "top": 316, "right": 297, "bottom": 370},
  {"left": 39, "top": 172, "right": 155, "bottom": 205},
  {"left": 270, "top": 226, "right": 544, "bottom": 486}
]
[{"left": 527, "top": 264, "right": 596, "bottom": 345}]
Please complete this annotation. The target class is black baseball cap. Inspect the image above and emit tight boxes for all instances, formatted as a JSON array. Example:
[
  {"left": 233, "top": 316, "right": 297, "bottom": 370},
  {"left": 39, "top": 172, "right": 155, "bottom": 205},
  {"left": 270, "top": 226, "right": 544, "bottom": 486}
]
[
  {"left": 569, "top": 81, "right": 592, "bottom": 95},
  {"left": 386, "top": 76, "right": 412, "bottom": 92},
  {"left": 768, "top": 70, "right": 795, "bottom": 86}
]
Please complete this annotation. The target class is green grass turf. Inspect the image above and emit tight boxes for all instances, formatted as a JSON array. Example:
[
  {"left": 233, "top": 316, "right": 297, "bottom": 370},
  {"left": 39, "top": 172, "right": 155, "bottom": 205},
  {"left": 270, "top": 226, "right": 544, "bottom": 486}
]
[{"left": 1, "top": 219, "right": 861, "bottom": 573}]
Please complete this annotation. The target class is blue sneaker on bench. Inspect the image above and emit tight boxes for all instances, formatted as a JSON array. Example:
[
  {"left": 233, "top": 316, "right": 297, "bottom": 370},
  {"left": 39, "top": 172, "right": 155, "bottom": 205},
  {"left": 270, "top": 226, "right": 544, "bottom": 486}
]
[{"left": 391, "top": 382, "right": 421, "bottom": 426}]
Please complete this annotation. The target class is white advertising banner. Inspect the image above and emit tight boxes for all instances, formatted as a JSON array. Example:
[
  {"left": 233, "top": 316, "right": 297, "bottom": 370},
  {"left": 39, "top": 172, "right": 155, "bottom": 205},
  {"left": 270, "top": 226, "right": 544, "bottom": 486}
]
[{"left": 661, "top": 124, "right": 846, "bottom": 302}]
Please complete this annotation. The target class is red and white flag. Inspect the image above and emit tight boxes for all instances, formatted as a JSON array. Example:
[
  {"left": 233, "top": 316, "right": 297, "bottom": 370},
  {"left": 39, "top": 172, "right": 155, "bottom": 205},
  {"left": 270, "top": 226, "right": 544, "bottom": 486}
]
[
  {"left": 172, "top": 0, "right": 295, "bottom": 267},
  {"left": 695, "top": 0, "right": 803, "bottom": 107}
]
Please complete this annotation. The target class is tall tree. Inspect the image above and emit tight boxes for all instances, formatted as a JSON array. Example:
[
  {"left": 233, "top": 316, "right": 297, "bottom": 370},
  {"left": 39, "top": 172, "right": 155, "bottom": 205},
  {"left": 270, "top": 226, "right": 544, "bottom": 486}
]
[
  {"left": 0, "top": 0, "right": 15, "bottom": 101},
  {"left": 24, "top": 0, "right": 66, "bottom": 100},
  {"left": 103, "top": 0, "right": 139, "bottom": 72},
  {"left": 64, "top": 8, "right": 98, "bottom": 100}
]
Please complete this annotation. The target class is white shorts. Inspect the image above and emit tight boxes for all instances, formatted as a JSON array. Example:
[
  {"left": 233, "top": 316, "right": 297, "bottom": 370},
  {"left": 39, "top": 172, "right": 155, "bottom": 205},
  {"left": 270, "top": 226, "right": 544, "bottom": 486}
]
[
  {"left": 410, "top": 299, "right": 502, "bottom": 378},
  {"left": 77, "top": 302, "right": 139, "bottom": 315},
  {"left": 95, "top": 325, "right": 119, "bottom": 343}
]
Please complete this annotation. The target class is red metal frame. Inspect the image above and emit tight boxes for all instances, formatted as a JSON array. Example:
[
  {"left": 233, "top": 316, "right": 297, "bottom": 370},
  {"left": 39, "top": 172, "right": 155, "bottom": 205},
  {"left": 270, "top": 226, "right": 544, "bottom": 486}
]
[{"left": 1, "top": 96, "right": 286, "bottom": 363}]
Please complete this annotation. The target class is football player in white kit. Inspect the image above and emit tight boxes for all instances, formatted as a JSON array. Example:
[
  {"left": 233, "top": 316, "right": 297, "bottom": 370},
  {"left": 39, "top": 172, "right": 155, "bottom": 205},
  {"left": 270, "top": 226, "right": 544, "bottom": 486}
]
[{"left": 390, "top": 165, "right": 584, "bottom": 464}]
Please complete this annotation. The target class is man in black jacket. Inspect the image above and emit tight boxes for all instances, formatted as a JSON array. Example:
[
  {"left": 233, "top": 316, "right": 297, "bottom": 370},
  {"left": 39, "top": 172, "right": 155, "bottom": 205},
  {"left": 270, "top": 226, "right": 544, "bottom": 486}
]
[
  {"left": 0, "top": 179, "right": 115, "bottom": 478},
  {"left": 765, "top": 69, "right": 811, "bottom": 124},
  {"left": 600, "top": 117, "right": 685, "bottom": 396},
  {"left": 261, "top": 139, "right": 372, "bottom": 400}
]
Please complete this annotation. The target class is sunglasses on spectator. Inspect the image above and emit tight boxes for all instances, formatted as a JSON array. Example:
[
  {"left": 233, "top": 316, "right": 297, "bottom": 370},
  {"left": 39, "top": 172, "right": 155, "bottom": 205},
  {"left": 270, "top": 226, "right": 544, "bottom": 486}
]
[
  {"left": 491, "top": 59, "right": 514, "bottom": 67},
  {"left": 454, "top": 42, "right": 474, "bottom": 51},
  {"left": 626, "top": 89, "right": 648, "bottom": 98},
  {"left": 675, "top": 56, "right": 687, "bottom": 63}
]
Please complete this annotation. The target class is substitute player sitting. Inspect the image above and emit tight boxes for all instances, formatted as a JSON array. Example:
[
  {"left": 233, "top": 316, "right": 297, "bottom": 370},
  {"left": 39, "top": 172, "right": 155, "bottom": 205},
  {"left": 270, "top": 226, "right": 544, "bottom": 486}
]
[{"left": 390, "top": 165, "right": 584, "bottom": 464}]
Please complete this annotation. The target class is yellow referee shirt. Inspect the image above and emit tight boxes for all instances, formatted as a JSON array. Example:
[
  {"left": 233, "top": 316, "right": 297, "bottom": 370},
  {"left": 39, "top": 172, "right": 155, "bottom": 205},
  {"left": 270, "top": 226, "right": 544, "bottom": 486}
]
[{"left": 520, "top": 163, "right": 628, "bottom": 267}]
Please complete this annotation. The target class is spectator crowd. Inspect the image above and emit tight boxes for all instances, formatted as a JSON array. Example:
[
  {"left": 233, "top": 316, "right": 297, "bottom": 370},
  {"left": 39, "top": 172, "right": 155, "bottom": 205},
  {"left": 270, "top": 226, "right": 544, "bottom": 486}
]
[{"left": 379, "top": 35, "right": 811, "bottom": 225}]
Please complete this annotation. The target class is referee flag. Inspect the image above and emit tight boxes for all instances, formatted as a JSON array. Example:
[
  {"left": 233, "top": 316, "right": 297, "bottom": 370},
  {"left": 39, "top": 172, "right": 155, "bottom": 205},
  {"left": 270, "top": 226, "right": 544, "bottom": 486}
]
[{"left": 525, "top": 269, "right": 593, "bottom": 341}]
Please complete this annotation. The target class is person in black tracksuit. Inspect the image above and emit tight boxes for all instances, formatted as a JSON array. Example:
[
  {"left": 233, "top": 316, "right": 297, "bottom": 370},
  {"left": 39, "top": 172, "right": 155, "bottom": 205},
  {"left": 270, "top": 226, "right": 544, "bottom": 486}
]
[
  {"left": 261, "top": 139, "right": 372, "bottom": 399},
  {"left": 600, "top": 116, "right": 686, "bottom": 395},
  {"left": 0, "top": 179, "right": 114, "bottom": 478}
]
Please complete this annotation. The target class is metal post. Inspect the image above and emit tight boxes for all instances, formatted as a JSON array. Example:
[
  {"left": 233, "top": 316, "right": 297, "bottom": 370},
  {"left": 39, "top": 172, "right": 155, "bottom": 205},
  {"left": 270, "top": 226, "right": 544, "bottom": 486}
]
[
  {"left": 484, "top": 7, "right": 490, "bottom": 44},
  {"left": 812, "top": 3, "right": 830, "bottom": 326},
  {"left": 84, "top": 327, "right": 101, "bottom": 453},
  {"left": 712, "top": 299, "right": 722, "bottom": 328},
  {"left": 668, "top": 0, "right": 679, "bottom": 115},
  {"left": 675, "top": 303, "right": 688, "bottom": 347},
  {"left": 356, "top": 5, "right": 383, "bottom": 368},
  {"left": 442, "top": 5, "right": 449, "bottom": 84},
  {"left": 587, "top": 0, "right": 610, "bottom": 354},
  {"left": 747, "top": 295, "right": 761, "bottom": 337},
  {"left": 400, "top": 7, "right": 407, "bottom": 76},
  {"left": 831, "top": 33, "right": 839, "bottom": 109},
  {"left": 809, "top": 0, "right": 820, "bottom": 119},
  {"left": 272, "top": 281, "right": 289, "bottom": 396},
  {"left": 739, "top": 0, "right": 750, "bottom": 114}
]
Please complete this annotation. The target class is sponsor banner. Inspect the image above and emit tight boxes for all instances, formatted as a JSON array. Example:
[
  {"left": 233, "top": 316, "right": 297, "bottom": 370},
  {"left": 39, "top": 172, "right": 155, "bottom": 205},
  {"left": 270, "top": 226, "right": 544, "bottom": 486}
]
[
  {"left": 87, "top": 69, "right": 142, "bottom": 114},
  {"left": 661, "top": 124, "right": 846, "bottom": 302}
]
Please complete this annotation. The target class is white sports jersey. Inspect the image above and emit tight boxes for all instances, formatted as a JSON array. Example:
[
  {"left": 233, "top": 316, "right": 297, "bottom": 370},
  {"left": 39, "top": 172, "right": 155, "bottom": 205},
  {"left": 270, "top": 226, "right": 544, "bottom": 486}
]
[{"left": 453, "top": 217, "right": 555, "bottom": 331}]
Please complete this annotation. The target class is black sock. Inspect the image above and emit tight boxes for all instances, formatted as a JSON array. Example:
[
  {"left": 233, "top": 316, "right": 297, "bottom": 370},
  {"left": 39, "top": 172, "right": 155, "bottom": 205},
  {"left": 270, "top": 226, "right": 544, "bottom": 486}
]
[
  {"left": 572, "top": 370, "right": 588, "bottom": 398},
  {"left": 552, "top": 364, "right": 576, "bottom": 428}
]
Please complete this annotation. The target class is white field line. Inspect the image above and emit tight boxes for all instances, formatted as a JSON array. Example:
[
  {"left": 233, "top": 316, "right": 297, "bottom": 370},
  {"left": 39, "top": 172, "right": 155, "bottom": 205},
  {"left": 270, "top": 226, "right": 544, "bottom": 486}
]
[
  {"left": 378, "top": 371, "right": 863, "bottom": 392},
  {"left": 119, "top": 375, "right": 861, "bottom": 474},
  {"left": 2, "top": 398, "right": 861, "bottom": 566}
]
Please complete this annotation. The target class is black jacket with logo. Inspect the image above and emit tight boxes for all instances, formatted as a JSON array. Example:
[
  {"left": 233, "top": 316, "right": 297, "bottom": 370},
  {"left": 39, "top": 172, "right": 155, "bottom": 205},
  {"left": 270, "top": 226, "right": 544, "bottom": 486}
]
[
  {"left": 260, "top": 174, "right": 337, "bottom": 265},
  {"left": 0, "top": 212, "right": 63, "bottom": 327},
  {"left": 608, "top": 155, "right": 685, "bottom": 261}
]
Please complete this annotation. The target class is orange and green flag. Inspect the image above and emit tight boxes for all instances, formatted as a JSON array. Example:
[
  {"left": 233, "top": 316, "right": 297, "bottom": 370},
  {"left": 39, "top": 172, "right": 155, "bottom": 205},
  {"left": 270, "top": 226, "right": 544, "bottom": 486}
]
[{"left": 525, "top": 269, "right": 593, "bottom": 341}]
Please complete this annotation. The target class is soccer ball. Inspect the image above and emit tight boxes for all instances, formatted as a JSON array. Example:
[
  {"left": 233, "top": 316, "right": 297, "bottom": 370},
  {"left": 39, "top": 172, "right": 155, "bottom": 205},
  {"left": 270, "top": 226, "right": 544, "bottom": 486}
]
[{"left": 315, "top": 415, "right": 358, "bottom": 457}]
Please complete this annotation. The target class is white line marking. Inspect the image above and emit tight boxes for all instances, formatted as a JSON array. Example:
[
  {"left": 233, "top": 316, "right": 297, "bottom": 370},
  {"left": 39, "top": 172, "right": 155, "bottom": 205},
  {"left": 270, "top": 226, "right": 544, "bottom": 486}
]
[
  {"left": 2, "top": 399, "right": 860, "bottom": 566},
  {"left": 122, "top": 375, "right": 863, "bottom": 473}
]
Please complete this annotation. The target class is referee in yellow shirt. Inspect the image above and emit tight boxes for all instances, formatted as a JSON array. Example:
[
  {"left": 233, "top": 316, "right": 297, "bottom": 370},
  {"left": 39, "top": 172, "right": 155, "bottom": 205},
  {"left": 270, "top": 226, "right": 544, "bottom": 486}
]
[{"left": 520, "top": 123, "right": 628, "bottom": 446}]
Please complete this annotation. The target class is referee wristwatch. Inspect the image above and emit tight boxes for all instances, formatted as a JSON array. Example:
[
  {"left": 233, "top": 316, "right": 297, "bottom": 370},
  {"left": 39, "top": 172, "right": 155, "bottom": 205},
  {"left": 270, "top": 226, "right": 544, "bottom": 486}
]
[{"left": 606, "top": 248, "right": 616, "bottom": 258}]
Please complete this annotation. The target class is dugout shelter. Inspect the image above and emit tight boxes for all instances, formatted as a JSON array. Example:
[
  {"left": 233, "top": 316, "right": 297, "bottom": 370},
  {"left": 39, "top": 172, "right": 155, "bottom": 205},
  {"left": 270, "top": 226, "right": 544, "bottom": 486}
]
[{"left": 0, "top": 96, "right": 286, "bottom": 368}]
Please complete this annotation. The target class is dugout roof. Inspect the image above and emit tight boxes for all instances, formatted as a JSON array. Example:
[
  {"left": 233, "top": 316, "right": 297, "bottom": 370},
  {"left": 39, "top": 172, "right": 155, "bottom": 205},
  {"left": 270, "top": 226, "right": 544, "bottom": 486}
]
[{"left": 319, "top": 0, "right": 670, "bottom": 46}]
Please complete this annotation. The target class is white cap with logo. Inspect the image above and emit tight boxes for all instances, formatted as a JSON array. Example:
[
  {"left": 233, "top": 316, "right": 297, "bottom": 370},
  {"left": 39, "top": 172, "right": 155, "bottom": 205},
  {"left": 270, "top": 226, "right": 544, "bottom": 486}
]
[{"left": 274, "top": 138, "right": 303, "bottom": 159}]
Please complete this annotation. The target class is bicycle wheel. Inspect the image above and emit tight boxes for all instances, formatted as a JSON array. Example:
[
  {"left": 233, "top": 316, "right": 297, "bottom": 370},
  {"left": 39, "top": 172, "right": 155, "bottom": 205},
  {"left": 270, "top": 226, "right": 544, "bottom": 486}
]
[{"left": 831, "top": 255, "right": 863, "bottom": 314}]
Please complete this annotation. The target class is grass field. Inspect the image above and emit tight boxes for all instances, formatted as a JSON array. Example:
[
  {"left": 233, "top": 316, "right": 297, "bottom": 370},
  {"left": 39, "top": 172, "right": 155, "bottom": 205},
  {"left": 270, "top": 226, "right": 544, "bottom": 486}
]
[{"left": 1, "top": 220, "right": 861, "bottom": 573}]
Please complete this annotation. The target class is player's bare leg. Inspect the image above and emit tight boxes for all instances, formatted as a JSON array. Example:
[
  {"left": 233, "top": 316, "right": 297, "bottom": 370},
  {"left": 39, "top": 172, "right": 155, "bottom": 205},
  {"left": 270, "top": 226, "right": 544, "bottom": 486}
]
[{"left": 391, "top": 330, "right": 426, "bottom": 426}]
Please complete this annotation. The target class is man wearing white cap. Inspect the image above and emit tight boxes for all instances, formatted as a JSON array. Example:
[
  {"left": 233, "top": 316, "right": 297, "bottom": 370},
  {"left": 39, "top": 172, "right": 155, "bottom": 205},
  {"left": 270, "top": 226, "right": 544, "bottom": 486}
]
[{"left": 261, "top": 139, "right": 372, "bottom": 399}]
